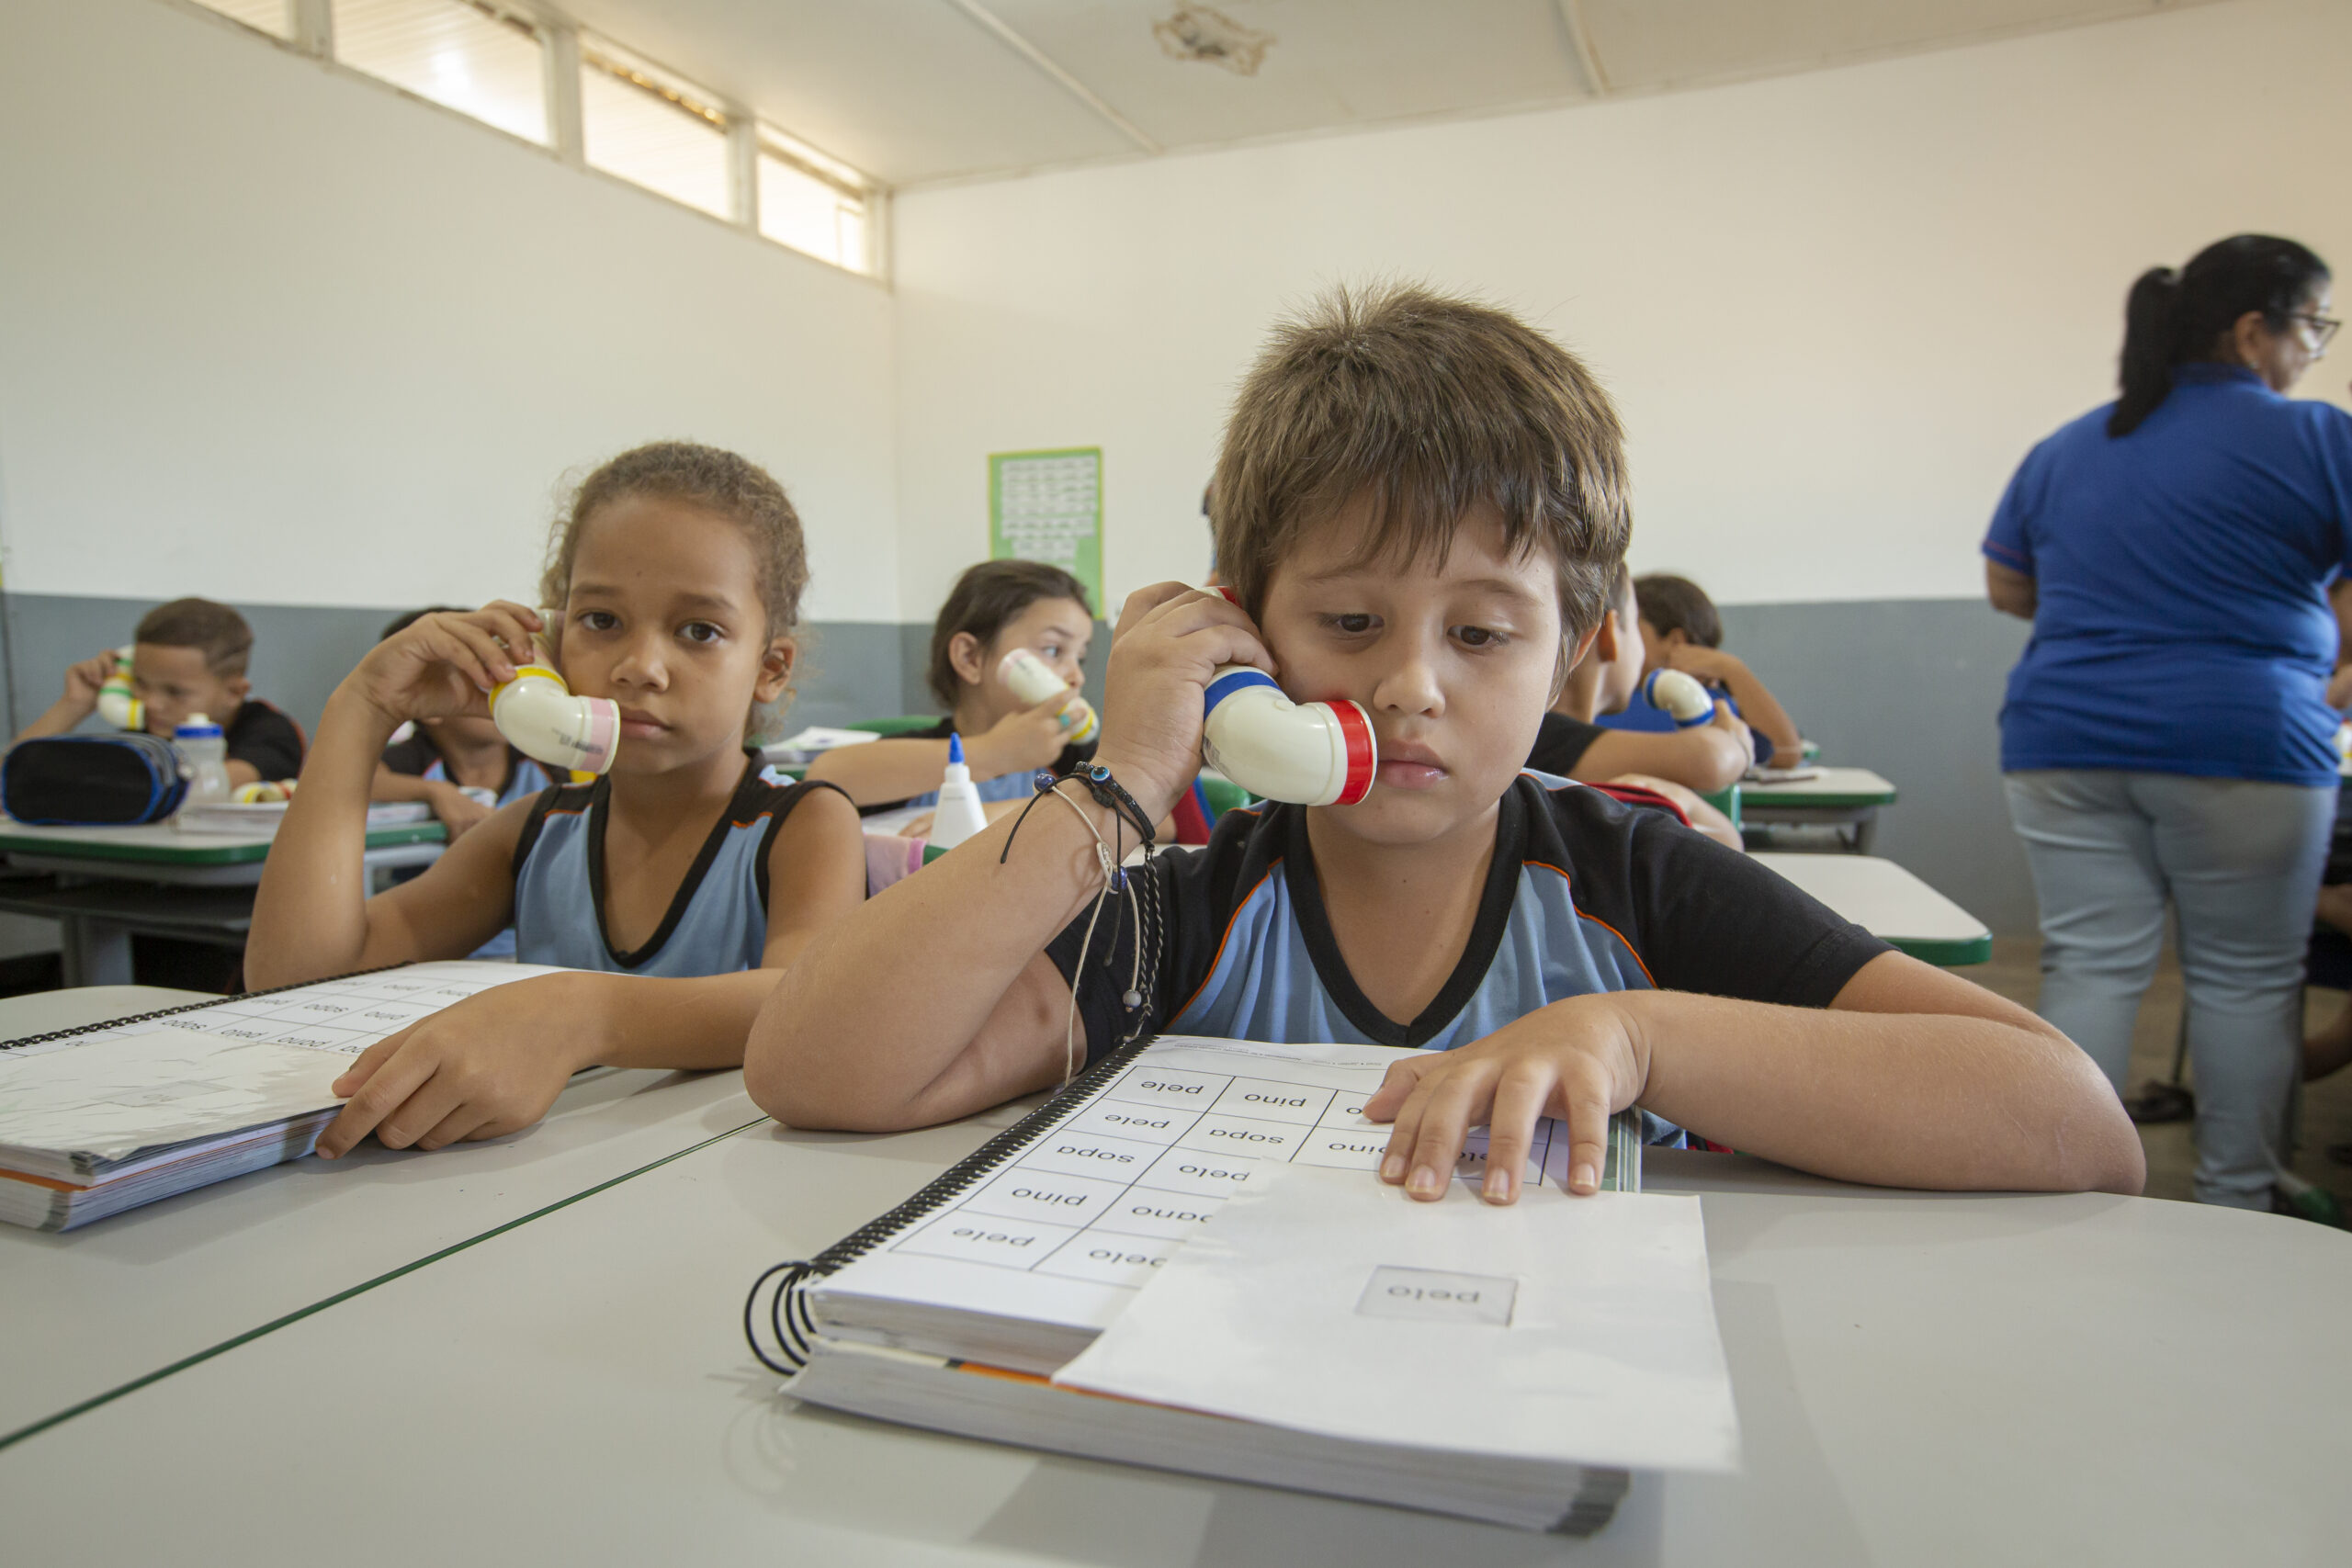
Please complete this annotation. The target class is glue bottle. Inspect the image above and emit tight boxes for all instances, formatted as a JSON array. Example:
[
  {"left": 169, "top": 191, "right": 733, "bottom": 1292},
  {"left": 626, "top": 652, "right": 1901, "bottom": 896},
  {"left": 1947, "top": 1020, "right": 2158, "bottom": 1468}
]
[{"left": 928, "top": 733, "right": 990, "bottom": 849}]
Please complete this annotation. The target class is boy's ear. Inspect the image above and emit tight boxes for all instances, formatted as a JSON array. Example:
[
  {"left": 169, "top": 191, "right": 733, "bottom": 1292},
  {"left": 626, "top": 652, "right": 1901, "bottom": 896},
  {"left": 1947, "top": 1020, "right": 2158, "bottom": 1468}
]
[
  {"left": 946, "top": 630, "right": 988, "bottom": 688},
  {"left": 1592, "top": 615, "right": 1622, "bottom": 664},
  {"left": 754, "top": 637, "right": 797, "bottom": 705},
  {"left": 1552, "top": 624, "right": 1603, "bottom": 704},
  {"left": 223, "top": 673, "right": 252, "bottom": 707}
]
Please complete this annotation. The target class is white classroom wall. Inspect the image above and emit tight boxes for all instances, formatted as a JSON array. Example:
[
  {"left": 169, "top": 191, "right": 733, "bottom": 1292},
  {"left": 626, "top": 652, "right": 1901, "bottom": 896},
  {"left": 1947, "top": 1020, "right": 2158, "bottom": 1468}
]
[
  {"left": 890, "top": 0, "right": 2352, "bottom": 621},
  {"left": 0, "top": 0, "right": 899, "bottom": 623}
]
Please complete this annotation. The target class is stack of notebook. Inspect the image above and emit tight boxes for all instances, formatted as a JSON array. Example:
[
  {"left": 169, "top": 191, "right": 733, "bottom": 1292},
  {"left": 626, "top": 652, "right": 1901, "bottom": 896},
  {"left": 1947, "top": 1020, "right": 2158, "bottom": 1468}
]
[
  {"left": 0, "top": 961, "right": 565, "bottom": 1230},
  {"left": 752, "top": 1035, "right": 1654, "bottom": 1533}
]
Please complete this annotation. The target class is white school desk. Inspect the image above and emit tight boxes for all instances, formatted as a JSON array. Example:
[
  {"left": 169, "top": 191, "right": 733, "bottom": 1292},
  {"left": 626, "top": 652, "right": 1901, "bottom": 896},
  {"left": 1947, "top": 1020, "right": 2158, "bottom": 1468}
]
[
  {"left": 0, "top": 985, "right": 767, "bottom": 1447},
  {"left": 0, "top": 818, "right": 447, "bottom": 985},
  {"left": 6, "top": 1121, "right": 2345, "bottom": 1565},
  {"left": 1737, "top": 766, "right": 1898, "bottom": 853},
  {"left": 1751, "top": 852, "right": 1993, "bottom": 966}
]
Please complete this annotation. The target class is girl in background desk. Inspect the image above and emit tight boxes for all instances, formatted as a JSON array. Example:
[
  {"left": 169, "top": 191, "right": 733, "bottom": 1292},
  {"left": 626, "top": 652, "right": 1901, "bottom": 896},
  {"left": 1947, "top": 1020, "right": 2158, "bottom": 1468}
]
[
  {"left": 808, "top": 560, "right": 1097, "bottom": 822},
  {"left": 249, "top": 442, "right": 866, "bottom": 1158}
]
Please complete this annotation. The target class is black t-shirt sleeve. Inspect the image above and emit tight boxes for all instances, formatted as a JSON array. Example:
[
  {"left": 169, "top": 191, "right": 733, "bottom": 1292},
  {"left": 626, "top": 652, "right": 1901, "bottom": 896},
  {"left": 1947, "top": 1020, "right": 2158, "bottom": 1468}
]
[
  {"left": 1527, "top": 712, "right": 1606, "bottom": 776},
  {"left": 1622, "top": 809, "right": 1890, "bottom": 1006},
  {"left": 225, "top": 702, "right": 305, "bottom": 782},
  {"left": 379, "top": 733, "right": 437, "bottom": 776}
]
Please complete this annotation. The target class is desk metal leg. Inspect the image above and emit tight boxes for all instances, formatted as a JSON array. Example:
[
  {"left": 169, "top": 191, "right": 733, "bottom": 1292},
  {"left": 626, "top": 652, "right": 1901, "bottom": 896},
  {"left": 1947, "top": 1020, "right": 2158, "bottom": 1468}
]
[
  {"left": 59, "top": 916, "right": 135, "bottom": 987},
  {"left": 1853, "top": 810, "right": 1878, "bottom": 854}
]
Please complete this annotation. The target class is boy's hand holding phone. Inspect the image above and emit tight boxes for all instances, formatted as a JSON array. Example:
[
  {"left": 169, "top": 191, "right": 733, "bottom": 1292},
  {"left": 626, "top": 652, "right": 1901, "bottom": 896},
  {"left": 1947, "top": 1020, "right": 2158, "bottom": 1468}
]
[
  {"left": 1089, "top": 583, "right": 1276, "bottom": 821},
  {"left": 1363, "top": 995, "right": 1651, "bottom": 1205}
]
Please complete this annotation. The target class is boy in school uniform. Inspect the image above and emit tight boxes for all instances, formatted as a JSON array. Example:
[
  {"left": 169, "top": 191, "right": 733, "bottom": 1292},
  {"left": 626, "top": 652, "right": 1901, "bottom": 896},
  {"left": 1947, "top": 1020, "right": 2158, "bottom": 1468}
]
[
  {"left": 20, "top": 597, "right": 304, "bottom": 786},
  {"left": 746, "top": 285, "right": 2141, "bottom": 1201},
  {"left": 1529, "top": 564, "right": 1749, "bottom": 841},
  {"left": 1615, "top": 573, "right": 1806, "bottom": 768}
]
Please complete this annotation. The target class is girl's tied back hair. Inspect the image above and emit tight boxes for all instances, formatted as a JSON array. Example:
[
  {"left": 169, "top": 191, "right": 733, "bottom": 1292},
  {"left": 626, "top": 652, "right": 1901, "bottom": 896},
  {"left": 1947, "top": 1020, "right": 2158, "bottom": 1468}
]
[
  {"left": 1631, "top": 574, "right": 1722, "bottom": 649},
  {"left": 2110, "top": 234, "right": 2331, "bottom": 437},
  {"left": 1210, "top": 282, "right": 1631, "bottom": 647},
  {"left": 541, "top": 441, "right": 811, "bottom": 642},
  {"left": 927, "top": 559, "right": 1093, "bottom": 709}
]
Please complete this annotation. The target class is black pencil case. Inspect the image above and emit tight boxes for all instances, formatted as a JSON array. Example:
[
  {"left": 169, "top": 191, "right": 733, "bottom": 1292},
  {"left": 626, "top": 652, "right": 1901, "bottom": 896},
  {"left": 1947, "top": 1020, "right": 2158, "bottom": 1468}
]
[{"left": 2, "top": 734, "right": 190, "bottom": 825}]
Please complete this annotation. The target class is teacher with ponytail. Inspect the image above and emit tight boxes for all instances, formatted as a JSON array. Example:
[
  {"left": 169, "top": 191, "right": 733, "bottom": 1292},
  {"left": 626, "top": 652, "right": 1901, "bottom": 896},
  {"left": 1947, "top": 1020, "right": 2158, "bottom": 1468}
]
[{"left": 1985, "top": 234, "right": 2350, "bottom": 1210}]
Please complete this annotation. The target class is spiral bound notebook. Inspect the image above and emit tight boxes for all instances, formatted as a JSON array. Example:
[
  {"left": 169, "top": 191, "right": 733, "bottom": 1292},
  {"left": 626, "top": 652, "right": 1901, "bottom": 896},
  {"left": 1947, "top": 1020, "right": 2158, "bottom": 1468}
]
[
  {"left": 0, "top": 961, "right": 568, "bottom": 1231},
  {"left": 747, "top": 1034, "right": 1643, "bottom": 1533}
]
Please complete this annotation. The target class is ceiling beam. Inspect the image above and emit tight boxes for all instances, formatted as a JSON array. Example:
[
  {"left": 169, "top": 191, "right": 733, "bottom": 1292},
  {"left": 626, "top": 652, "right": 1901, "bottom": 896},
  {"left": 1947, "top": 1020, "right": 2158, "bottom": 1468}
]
[
  {"left": 941, "top": 0, "right": 1162, "bottom": 155},
  {"left": 1553, "top": 0, "right": 1610, "bottom": 96}
]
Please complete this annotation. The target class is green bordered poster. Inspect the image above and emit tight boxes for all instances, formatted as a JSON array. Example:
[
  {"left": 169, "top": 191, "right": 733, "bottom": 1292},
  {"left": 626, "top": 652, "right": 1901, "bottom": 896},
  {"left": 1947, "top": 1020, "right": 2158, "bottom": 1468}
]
[{"left": 989, "top": 447, "right": 1102, "bottom": 610}]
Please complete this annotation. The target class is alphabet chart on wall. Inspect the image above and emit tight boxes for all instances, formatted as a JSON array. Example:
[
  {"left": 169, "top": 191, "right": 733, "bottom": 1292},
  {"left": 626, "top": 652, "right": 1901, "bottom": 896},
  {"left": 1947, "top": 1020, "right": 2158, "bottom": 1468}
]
[{"left": 810, "top": 1037, "right": 1638, "bottom": 1351}]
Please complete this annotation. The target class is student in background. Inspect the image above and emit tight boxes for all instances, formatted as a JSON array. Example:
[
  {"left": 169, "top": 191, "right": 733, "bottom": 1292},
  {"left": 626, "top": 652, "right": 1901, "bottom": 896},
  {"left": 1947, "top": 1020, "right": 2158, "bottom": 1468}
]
[
  {"left": 747, "top": 284, "right": 2142, "bottom": 1205},
  {"left": 18, "top": 598, "right": 304, "bottom": 786},
  {"left": 1616, "top": 574, "right": 1804, "bottom": 768},
  {"left": 808, "top": 560, "right": 1096, "bottom": 819},
  {"left": 250, "top": 442, "right": 865, "bottom": 1157},
  {"left": 1529, "top": 564, "right": 1751, "bottom": 840},
  {"left": 368, "top": 607, "right": 556, "bottom": 842}
]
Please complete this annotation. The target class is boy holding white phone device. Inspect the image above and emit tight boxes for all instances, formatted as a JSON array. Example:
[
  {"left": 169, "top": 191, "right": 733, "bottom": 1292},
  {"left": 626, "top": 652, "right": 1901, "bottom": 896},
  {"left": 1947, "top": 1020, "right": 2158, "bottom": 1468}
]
[{"left": 746, "top": 285, "right": 2143, "bottom": 1204}]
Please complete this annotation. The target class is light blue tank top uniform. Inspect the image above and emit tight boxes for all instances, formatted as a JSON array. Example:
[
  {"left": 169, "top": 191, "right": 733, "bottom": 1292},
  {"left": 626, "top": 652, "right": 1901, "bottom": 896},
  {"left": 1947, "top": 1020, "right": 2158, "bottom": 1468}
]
[
  {"left": 509, "top": 759, "right": 842, "bottom": 976},
  {"left": 430, "top": 750, "right": 553, "bottom": 961}
]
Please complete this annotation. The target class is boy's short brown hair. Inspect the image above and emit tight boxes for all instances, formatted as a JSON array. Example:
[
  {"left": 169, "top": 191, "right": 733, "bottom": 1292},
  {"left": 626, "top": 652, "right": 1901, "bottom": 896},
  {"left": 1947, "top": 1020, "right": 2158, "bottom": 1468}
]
[
  {"left": 1210, "top": 283, "right": 1631, "bottom": 643},
  {"left": 135, "top": 598, "right": 254, "bottom": 677},
  {"left": 1632, "top": 574, "right": 1722, "bottom": 649},
  {"left": 927, "top": 560, "right": 1093, "bottom": 709}
]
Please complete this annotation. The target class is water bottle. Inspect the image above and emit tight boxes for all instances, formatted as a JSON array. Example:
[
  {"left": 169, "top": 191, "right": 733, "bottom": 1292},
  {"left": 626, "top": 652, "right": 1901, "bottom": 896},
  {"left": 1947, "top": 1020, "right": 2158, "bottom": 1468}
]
[{"left": 174, "top": 715, "right": 232, "bottom": 823}]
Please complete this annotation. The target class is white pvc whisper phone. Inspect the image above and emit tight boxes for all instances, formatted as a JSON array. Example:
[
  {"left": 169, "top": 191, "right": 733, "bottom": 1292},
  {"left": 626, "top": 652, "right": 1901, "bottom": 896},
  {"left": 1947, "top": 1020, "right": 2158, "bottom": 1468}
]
[{"left": 489, "top": 630, "right": 618, "bottom": 775}]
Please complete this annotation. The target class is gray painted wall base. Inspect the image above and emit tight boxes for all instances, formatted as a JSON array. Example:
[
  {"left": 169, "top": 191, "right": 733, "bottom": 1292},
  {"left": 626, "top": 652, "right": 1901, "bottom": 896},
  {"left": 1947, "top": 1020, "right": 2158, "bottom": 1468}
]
[
  {"left": 0, "top": 592, "right": 2048, "bottom": 941},
  {"left": 1721, "top": 598, "right": 2036, "bottom": 939}
]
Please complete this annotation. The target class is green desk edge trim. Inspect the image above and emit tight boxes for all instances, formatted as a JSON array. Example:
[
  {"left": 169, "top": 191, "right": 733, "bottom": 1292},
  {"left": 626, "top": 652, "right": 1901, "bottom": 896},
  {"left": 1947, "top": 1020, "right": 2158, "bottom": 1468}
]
[
  {"left": 1887, "top": 931, "right": 1993, "bottom": 966},
  {"left": 0, "top": 1113, "right": 771, "bottom": 1451},
  {"left": 0, "top": 821, "right": 447, "bottom": 866}
]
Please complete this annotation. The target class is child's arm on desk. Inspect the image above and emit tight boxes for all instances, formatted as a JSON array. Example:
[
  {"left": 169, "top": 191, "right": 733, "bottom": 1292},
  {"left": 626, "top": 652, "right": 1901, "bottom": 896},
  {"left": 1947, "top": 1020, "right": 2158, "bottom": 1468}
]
[
  {"left": 1366, "top": 953, "right": 2143, "bottom": 1203},
  {"left": 806, "top": 694, "right": 1080, "bottom": 806},
  {"left": 1570, "top": 718, "right": 1750, "bottom": 795},
  {"left": 368, "top": 763, "right": 495, "bottom": 840},
  {"left": 751, "top": 585, "right": 1261, "bottom": 1132},
  {"left": 312, "top": 782, "right": 867, "bottom": 1157}
]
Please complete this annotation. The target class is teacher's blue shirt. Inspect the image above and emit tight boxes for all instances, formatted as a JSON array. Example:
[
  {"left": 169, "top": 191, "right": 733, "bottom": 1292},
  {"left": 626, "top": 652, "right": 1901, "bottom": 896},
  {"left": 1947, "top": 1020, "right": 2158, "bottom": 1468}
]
[{"left": 1984, "top": 365, "right": 2352, "bottom": 785}]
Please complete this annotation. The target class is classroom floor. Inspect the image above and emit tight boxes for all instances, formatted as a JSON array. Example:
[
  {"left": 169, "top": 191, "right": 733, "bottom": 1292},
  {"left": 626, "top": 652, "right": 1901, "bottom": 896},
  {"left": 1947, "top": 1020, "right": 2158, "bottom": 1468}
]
[{"left": 1973, "top": 937, "right": 2352, "bottom": 1208}]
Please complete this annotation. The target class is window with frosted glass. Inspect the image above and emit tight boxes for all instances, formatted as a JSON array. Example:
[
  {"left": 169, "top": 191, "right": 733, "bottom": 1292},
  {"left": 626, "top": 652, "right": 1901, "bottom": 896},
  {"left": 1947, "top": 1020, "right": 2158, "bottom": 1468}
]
[
  {"left": 580, "top": 45, "right": 729, "bottom": 221},
  {"left": 333, "top": 0, "right": 547, "bottom": 146},
  {"left": 190, "top": 0, "right": 293, "bottom": 38},
  {"left": 756, "top": 150, "right": 868, "bottom": 272}
]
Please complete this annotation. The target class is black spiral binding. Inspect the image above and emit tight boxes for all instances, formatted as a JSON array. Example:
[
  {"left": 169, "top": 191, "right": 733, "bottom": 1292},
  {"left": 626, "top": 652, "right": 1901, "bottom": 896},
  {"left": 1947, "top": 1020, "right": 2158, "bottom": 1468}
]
[
  {"left": 0, "top": 962, "right": 411, "bottom": 1055},
  {"left": 744, "top": 1032, "right": 1162, "bottom": 1376}
]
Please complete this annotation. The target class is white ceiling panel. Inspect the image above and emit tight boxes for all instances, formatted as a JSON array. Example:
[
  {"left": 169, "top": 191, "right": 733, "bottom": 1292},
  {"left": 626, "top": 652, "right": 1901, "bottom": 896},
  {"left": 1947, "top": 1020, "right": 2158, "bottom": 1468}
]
[
  {"left": 526, "top": 0, "right": 2240, "bottom": 189},
  {"left": 548, "top": 0, "right": 1137, "bottom": 185},
  {"left": 1577, "top": 0, "right": 2202, "bottom": 93},
  {"left": 984, "top": 0, "right": 1595, "bottom": 150}
]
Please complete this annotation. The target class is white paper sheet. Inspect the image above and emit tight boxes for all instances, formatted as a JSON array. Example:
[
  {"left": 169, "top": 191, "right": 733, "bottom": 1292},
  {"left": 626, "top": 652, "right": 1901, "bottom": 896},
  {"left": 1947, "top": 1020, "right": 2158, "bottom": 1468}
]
[{"left": 1053, "top": 1162, "right": 1740, "bottom": 1473}]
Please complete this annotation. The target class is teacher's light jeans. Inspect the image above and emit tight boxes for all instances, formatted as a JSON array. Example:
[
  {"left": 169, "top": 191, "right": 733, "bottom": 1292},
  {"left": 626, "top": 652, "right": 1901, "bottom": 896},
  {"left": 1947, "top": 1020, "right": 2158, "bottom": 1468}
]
[{"left": 2005, "top": 770, "right": 2333, "bottom": 1208}]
